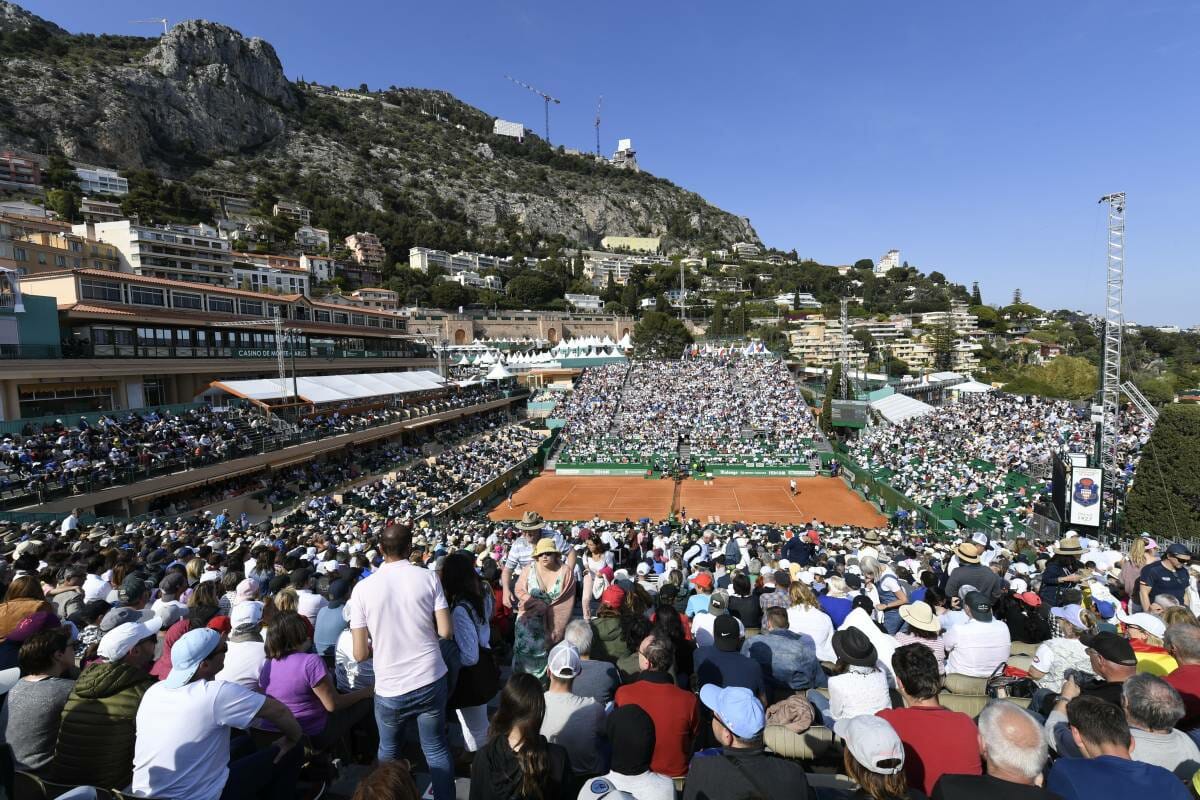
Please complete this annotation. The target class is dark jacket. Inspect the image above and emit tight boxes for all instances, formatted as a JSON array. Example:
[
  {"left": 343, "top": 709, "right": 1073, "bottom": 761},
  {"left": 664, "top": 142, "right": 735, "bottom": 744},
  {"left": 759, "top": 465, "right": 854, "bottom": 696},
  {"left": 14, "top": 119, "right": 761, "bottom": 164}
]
[
  {"left": 682, "top": 744, "right": 814, "bottom": 800},
  {"left": 50, "top": 660, "right": 156, "bottom": 789},
  {"left": 590, "top": 615, "right": 630, "bottom": 663},
  {"left": 468, "top": 734, "right": 571, "bottom": 800}
]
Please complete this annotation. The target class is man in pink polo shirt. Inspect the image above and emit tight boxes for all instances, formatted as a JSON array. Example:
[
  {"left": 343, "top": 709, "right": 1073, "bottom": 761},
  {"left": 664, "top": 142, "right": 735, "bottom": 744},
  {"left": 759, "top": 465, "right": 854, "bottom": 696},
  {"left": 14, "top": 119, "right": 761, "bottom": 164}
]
[{"left": 349, "top": 524, "right": 454, "bottom": 799}]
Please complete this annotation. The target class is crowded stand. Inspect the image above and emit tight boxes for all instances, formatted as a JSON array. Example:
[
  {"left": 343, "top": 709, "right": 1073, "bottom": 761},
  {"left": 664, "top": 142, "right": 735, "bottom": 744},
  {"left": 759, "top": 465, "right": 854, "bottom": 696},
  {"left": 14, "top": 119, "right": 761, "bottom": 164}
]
[
  {"left": 2, "top": 445, "right": 1198, "bottom": 800},
  {"left": 0, "top": 387, "right": 509, "bottom": 509},
  {"left": 558, "top": 356, "right": 819, "bottom": 468},
  {"left": 847, "top": 393, "right": 1153, "bottom": 532}
]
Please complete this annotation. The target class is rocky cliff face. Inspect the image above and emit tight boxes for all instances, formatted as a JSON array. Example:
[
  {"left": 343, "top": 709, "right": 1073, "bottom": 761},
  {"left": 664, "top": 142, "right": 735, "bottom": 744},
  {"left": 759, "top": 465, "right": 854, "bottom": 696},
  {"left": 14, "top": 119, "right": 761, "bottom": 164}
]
[{"left": 0, "top": 2, "right": 759, "bottom": 251}]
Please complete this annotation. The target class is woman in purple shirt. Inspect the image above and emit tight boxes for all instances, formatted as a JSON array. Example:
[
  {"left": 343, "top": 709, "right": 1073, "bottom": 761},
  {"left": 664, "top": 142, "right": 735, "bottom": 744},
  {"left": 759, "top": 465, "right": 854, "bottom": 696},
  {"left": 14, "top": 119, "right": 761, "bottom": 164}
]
[{"left": 257, "top": 612, "right": 373, "bottom": 752}]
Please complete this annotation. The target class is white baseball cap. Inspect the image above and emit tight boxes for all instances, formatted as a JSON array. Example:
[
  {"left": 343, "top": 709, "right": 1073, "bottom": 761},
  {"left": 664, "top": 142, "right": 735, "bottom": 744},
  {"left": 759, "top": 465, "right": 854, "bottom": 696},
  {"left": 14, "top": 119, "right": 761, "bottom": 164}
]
[
  {"left": 547, "top": 641, "right": 582, "bottom": 679},
  {"left": 834, "top": 715, "right": 905, "bottom": 775},
  {"left": 98, "top": 617, "right": 163, "bottom": 662},
  {"left": 230, "top": 600, "right": 264, "bottom": 629}
]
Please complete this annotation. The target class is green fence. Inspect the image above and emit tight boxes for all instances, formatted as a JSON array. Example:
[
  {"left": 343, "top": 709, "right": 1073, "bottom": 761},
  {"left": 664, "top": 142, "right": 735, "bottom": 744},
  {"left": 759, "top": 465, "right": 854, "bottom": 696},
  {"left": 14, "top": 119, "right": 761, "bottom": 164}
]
[
  {"left": 705, "top": 465, "right": 816, "bottom": 477},
  {"left": 554, "top": 463, "right": 652, "bottom": 476}
]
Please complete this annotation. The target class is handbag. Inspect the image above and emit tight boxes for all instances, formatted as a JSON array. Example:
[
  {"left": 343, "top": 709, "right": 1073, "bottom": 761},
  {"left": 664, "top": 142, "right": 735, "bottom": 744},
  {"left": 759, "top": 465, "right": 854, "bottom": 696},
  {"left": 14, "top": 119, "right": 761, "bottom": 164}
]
[
  {"left": 985, "top": 661, "right": 1038, "bottom": 699},
  {"left": 448, "top": 603, "right": 501, "bottom": 709}
]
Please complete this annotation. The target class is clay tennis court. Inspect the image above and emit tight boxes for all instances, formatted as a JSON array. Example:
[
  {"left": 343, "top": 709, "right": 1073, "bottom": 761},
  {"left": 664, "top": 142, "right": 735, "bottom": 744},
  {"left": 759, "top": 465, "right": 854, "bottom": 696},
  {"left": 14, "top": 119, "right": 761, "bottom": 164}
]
[{"left": 489, "top": 475, "right": 885, "bottom": 527}]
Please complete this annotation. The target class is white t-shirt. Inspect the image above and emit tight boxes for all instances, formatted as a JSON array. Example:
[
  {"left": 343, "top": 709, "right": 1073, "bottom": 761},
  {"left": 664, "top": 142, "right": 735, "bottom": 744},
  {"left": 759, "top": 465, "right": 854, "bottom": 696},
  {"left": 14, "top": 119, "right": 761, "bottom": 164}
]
[
  {"left": 788, "top": 605, "right": 836, "bottom": 663},
  {"left": 215, "top": 640, "right": 266, "bottom": 691},
  {"left": 1031, "top": 637, "right": 1092, "bottom": 692},
  {"left": 943, "top": 618, "right": 1012, "bottom": 678},
  {"left": 296, "top": 589, "right": 328, "bottom": 625},
  {"left": 347, "top": 559, "right": 447, "bottom": 698},
  {"left": 131, "top": 679, "right": 265, "bottom": 800},
  {"left": 335, "top": 628, "right": 374, "bottom": 692}
]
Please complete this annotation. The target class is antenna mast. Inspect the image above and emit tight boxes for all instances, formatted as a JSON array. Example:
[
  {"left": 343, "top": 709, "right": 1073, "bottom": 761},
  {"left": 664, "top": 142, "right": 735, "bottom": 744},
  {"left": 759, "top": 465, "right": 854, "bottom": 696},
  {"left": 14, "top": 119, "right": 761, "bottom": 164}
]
[{"left": 595, "top": 96, "right": 603, "bottom": 157}]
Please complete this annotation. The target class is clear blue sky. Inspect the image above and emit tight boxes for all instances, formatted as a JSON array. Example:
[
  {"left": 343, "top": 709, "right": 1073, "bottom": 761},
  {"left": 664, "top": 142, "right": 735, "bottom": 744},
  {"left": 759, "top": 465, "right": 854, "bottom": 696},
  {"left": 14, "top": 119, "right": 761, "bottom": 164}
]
[{"left": 23, "top": 1, "right": 1200, "bottom": 324}]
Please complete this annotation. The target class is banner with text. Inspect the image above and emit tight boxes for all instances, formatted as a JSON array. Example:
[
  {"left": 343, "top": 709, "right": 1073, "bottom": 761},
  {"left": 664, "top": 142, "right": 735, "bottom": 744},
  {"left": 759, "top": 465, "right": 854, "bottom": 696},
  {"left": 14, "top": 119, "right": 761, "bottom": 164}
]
[{"left": 1069, "top": 466, "right": 1103, "bottom": 527}]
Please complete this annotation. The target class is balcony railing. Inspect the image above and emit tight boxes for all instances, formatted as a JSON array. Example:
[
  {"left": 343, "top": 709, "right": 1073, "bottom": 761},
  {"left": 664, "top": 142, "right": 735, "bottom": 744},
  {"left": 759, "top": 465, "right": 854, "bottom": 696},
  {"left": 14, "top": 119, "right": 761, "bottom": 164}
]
[{"left": 0, "top": 343, "right": 432, "bottom": 360}]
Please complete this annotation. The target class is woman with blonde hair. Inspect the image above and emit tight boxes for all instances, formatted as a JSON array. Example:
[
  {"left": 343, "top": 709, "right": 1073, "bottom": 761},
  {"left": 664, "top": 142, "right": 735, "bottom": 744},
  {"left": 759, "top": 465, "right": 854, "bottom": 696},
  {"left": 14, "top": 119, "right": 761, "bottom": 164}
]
[
  {"left": 835, "top": 715, "right": 919, "bottom": 800},
  {"left": 1120, "top": 537, "right": 1156, "bottom": 609},
  {"left": 1160, "top": 605, "right": 1198, "bottom": 628},
  {"left": 787, "top": 581, "right": 835, "bottom": 663}
]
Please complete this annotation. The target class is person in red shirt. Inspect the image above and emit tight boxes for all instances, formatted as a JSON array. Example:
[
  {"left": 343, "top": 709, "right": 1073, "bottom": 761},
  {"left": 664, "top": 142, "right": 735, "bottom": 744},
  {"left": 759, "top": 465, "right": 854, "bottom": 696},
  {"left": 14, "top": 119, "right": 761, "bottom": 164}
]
[
  {"left": 614, "top": 633, "right": 700, "bottom": 777},
  {"left": 1164, "top": 623, "right": 1200, "bottom": 729},
  {"left": 878, "top": 644, "right": 982, "bottom": 795}
]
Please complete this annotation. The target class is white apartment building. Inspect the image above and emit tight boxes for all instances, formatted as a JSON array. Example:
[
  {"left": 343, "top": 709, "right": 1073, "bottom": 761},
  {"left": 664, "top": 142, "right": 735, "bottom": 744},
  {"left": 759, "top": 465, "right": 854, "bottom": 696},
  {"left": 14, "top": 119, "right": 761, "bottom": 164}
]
[
  {"left": 444, "top": 271, "right": 502, "bottom": 290},
  {"left": 345, "top": 232, "right": 386, "bottom": 267},
  {"left": 587, "top": 259, "right": 633, "bottom": 287},
  {"left": 787, "top": 316, "right": 868, "bottom": 369},
  {"left": 702, "top": 276, "right": 746, "bottom": 293},
  {"left": 850, "top": 315, "right": 912, "bottom": 343},
  {"left": 74, "top": 166, "right": 129, "bottom": 197},
  {"left": 79, "top": 197, "right": 123, "bottom": 223},
  {"left": 888, "top": 337, "right": 934, "bottom": 370},
  {"left": 918, "top": 301, "right": 980, "bottom": 336},
  {"left": 294, "top": 225, "right": 330, "bottom": 252},
  {"left": 301, "top": 253, "right": 335, "bottom": 283},
  {"left": 565, "top": 293, "right": 603, "bottom": 311},
  {"left": 76, "top": 220, "right": 233, "bottom": 286},
  {"left": 773, "top": 291, "right": 822, "bottom": 309},
  {"left": 874, "top": 249, "right": 901, "bottom": 275},
  {"left": 732, "top": 242, "right": 760, "bottom": 257},
  {"left": 409, "top": 246, "right": 513, "bottom": 275},
  {"left": 272, "top": 200, "right": 312, "bottom": 226},
  {"left": 232, "top": 261, "right": 310, "bottom": 296}
]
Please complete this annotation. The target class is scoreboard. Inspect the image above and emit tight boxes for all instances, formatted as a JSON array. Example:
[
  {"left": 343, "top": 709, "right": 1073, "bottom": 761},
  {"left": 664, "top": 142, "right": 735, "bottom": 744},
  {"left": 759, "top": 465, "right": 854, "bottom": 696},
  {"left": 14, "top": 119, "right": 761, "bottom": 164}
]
[{"left": 831, "top": 400, "right": 870, "bottom": 428}]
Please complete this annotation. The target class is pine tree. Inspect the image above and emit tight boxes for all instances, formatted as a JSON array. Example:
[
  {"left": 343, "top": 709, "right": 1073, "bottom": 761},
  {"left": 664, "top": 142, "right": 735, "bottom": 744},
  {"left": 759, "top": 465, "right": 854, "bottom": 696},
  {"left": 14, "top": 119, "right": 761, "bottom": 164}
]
[
  {"left": 971, "top": 282, "right": 982, "bottom": 306},
  {"left": 710, "top": 301, "right": 727, "bottom": 336},
  {"left": 1013, "top": 288, "right": 1023, "bottom": 304},
  {"left": 820, "top": 363, "right": 842, "bottom": 433},
  {"left": 932, "top": 324, "right": 955, "bottom": 371},
  {"left": 1124, "top": 404, "right": 1200, "bottom": 537}
]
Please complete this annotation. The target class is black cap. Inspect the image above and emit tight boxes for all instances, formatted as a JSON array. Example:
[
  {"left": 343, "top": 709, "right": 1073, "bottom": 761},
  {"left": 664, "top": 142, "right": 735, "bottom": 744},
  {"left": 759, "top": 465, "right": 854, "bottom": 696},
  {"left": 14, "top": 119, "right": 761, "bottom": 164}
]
[
  {"left": 290, "top": 567, "right": 313, "bottom": 588},
  {"left": 965, "top": 591, "right": 993, "bottom": 621},
  {"left": 714, "top": 615, "right": 741, "bottom": 652},
  {"left": 1081, "top": 631, "right": 1137, "bottom": 666},
  {"left": 844, "top": 573, "right": 863, "bottom": 590},
  {"left": 119, "top": 575, "right": 148, "bottom": 604}
]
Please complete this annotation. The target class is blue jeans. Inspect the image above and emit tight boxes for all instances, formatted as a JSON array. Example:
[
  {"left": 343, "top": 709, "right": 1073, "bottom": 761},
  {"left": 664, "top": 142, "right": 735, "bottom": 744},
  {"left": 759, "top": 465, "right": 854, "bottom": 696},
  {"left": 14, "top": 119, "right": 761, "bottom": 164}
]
[{"left": 376, "top": 675, "right": 453, "bottom": 800}]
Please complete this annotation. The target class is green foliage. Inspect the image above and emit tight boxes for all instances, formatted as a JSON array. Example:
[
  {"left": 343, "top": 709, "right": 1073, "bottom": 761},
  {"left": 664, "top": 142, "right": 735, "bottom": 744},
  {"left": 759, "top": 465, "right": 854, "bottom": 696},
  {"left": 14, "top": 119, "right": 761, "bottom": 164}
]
[
  {"left": 1002, "top": 355, "right": 1097, "bottom": 400},
  {"left": 632, "top": 311, "right": 693, "bottom": 359},
  {"left": 121, "top": 170, "right": 213, "bottom": 224},
  {"left": 44, "top": 155, "right": 79, "bottom": 191},
  {"left": 430, "top": 280, "right": 472, "bottom": 309},
  {"left": 931, "top": 324, "right": 955, "bottom": 371},
  {"left": 505, "top": 272, "right": 560, "bottom": 308},
  {"left": 1124, "top": 404, "right": 1200, "bottom": 538},
  {"left": 709, "top": 301, "right": 727, "bottom": 336},
  {"left": 45, "top": 188, "right": 80, "bottom": 223},
  {"left": 971, "top": 282, "right": 982, "bottom": 306},
  {"left": 820, "top": 362, "right": 842, "bottom": 433}
]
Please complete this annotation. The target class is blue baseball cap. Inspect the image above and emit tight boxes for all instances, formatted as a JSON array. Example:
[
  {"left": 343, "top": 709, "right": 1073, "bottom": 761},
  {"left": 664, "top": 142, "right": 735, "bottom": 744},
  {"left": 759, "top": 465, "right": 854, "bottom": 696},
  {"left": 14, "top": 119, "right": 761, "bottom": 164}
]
[
  {"left": 1166, "top": 543, "right": 1192, "bottom": 559},
  {"left": 699, "top": 685, "right": 764, "bottom": 739},
  {"left": 161, "top": 628, "right": 221, "bottom": 689}
]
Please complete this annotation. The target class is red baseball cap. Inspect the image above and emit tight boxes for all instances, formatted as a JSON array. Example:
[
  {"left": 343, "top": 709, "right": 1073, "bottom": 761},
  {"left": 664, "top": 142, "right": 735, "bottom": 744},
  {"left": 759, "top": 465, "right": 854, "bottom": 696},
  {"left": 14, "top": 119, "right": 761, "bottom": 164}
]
[
  {"left": 600, "top": 585, "right": 626, "bottom": 609},
  {"left": 691, "top": 573, "right": 714, "bottom": 589}
]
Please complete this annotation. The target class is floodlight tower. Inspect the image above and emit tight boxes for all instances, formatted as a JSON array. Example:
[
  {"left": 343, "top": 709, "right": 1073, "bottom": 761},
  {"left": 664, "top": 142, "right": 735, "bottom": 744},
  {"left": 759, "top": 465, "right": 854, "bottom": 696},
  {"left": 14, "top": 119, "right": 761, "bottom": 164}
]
[
  {"left": 1098, "top": 192, "right": 1126, "bottom": 516},
  {"left": 839, "top": 297, "right": 850, "bottom": 399}
]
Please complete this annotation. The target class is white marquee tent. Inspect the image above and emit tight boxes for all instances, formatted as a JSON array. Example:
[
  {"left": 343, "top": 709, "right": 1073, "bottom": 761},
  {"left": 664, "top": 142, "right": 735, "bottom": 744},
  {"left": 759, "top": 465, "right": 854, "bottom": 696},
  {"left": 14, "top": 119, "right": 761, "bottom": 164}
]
[
  {"left": 211, "top": 370, "right": 447, "bottom": 406},
  {"left": 870, "top": 393, "right": 935, "bottom": 424}
]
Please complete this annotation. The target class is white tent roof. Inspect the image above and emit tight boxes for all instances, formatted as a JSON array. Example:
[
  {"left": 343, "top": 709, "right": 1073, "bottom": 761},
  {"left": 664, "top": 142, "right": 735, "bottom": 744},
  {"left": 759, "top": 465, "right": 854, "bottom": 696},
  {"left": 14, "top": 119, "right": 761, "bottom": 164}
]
[
  {"left": 927, "top": 371, "right": 964, "bottom": 383},
  {"left": 213, "top": 370, "right": 446, "bottom": 405},
  {"left": 485, "top": 364, "right": 513, "bottom": 380},
  {"left": 870, "top": 393, "right": 935, "bottom": 424},
  {"left": 954, "top": 380, "right": 995, "bottom": 394},
  {"left": 617, "top": 333, "right": 633, "bottom": 349}
]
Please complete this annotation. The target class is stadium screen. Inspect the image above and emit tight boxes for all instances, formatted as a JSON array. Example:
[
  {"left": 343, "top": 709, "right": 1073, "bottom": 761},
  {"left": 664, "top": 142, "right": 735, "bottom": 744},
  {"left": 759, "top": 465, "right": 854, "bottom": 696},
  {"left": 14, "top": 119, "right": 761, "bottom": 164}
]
[{"left": 831, "top": 400, "right": 870, "bottom": 428}]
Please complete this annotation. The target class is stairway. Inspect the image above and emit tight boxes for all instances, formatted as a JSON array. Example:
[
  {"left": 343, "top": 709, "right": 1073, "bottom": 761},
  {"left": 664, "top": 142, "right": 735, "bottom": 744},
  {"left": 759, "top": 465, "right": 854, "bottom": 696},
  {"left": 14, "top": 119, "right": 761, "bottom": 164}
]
[{"left": 678, "top": 438, "right": 692, "bottom": 466}]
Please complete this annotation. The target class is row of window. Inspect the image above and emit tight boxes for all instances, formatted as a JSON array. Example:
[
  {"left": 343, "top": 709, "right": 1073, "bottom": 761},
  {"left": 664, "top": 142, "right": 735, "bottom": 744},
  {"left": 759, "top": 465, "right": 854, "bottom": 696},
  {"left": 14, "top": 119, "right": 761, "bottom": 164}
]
[
  {"left": 79, "top": 325, "right": 420, "bottom": 357},
  {"left": 77, "top": 279, "right": 399, "bottom": 329},
  {"left": 11, "top": 248, "right": 110, "bottom": 270}
]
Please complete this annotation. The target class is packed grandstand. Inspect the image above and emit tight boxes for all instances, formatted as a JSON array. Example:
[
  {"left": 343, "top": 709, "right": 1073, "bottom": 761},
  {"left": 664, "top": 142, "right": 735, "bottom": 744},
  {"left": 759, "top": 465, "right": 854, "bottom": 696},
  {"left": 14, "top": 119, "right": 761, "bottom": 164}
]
[
  {"left": 555, "top": 354, "right": 820, "bottom": 469},
  {"left": 0, "top": 354, "right": 1186, "bottom": 800}
]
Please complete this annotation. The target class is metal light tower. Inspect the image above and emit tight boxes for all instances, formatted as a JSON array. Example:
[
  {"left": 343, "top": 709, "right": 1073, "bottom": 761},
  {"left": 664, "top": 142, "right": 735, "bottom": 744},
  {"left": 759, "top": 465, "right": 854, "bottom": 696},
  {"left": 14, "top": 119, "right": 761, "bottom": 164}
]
[
  {"left": 594, "top": 96, "right": 603, "bottom": 157},
  {"left": 838, "top": 298, "right": 850, "bottom": 399},
  {"left": 1098, "top": 192, "right": 1126, "bottom": 502}
]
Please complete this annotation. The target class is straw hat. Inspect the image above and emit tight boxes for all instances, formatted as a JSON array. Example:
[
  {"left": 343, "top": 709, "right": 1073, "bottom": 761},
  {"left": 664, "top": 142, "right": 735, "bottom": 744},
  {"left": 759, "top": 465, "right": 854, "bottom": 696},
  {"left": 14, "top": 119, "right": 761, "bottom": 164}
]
[
  {"left": 1055, "top": 536, "right": 1084, "bottom": 556},
  {"left": 532, "top": 538, "right": 559, "bottom": 558},
  {"left": 954, "top": 542, "right": 981, "bottom": 564},
  {"left": 516, "top": 511, "right": 546, "bottom": 531},
  {"left": 898, "top": 601, "right": 941, "bottom": 633}
]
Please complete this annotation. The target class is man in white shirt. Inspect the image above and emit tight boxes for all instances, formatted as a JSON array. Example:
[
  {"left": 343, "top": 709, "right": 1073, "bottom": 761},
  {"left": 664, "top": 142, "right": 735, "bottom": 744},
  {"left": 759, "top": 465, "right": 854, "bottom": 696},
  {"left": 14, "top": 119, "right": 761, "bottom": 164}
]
[
  {"left": 82, "top": 555, "right": 112, "bottom": 603},
  {"left": 943, "top": 591, "right": 1012, "bottom": 678},
  {"left": 60, "top": 509, "right": 79, "bottom": 536},
  {"left": 131, "top": 628, "right": 303, "bottom": 800},
  {"left": 290, "top": 567, "right": 327, "bottom": 625},
  {"left": 349, "top": 524, "right": 455, "bottom": 800}
]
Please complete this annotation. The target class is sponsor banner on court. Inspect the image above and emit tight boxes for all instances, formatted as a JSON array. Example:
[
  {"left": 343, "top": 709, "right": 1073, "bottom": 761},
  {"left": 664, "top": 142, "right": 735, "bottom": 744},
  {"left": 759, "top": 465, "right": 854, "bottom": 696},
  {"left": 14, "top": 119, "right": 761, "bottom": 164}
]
[
  {"left": 1069, "top": 466, "right": 1103, "bottom": 527},
  {"left": 708, "top": 467, "right": 815, "bottom": 477},
  {"left": 554, "top": 466, "right": 650, "bottom": 476}
]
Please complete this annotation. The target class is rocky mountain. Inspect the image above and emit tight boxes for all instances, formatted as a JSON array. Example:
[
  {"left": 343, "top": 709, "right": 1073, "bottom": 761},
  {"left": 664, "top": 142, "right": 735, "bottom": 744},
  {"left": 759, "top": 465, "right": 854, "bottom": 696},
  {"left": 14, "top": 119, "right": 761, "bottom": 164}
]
[{"left": 0, "top": 2, "right": 759, "bottom": 257}]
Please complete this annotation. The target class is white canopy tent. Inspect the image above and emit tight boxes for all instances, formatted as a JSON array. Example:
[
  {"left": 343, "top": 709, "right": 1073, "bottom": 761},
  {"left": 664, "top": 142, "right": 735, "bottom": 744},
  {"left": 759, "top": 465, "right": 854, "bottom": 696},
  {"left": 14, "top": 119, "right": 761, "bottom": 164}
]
[
  {"left": 211, "top": 370, "right": 447, "bottom": 406},
  {"left": 485, "top": 363, "right": 514, "bottom": 381},
  {"left": 953, "top": 380, "right": 995, "bottom": 394},
  {"left": 870, "top": 393, "right": 935, "bottom": 424}
]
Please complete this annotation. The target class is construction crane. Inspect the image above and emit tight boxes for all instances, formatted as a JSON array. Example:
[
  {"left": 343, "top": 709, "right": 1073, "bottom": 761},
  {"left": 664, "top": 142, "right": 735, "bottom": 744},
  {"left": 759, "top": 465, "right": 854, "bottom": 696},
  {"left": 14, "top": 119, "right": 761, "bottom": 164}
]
[
  {"left": 594, "top": 96, "right": 603, "bottom": 157},
  {"left": 129, "top": 17, "right": 169, "bottom": 35},
  {"left": 505, "top": 75, "right": 560, "bottom": 144}
]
